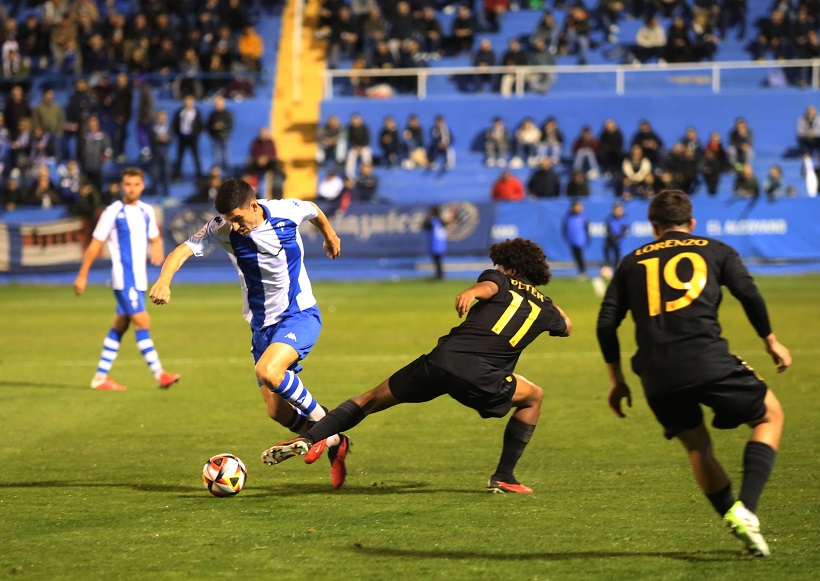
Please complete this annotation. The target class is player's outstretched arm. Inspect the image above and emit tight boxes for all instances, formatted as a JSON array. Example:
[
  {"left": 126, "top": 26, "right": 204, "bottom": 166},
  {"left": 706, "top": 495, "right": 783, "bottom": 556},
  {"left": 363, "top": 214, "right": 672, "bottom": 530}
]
[
  {"left": 763, "top": 332, "right": 791, "bottom": 373},
  {"left": 149, "top": 243, "right": 195, "bottom": 305},
  {"left": 74, "top": 238, "right": 105, "bottom": 296},
  {"left": 307, "top": 202, "right": 341, "bottom": 259},
  {"left": 455, "top": 281, "right": 498, "bottom": 318},
  {"left": 605, "top": 360, "right": 632, "bottom": 418}
]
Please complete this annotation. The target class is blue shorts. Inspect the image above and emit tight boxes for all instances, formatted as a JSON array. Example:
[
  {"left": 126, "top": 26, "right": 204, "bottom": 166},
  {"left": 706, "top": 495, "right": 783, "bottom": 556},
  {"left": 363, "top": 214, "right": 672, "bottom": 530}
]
[
  {"left": 114, "top": 287, "right": 146, "bottom": 316},
  {"left": 250, "top": 305, "right": 322, "bottom": 372}
]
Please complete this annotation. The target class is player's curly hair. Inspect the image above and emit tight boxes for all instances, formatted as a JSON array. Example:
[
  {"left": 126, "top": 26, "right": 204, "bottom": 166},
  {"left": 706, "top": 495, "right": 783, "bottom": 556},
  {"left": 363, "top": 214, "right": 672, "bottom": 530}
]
[
  {"left": 489, "top": 238, "right": 552, "bottom": 286},
  {"left": 215, "top": 178, "right": 256, "bottom": 214}
]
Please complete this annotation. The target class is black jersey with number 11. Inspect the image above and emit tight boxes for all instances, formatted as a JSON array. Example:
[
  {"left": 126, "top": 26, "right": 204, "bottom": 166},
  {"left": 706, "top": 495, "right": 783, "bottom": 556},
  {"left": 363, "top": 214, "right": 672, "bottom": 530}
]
[
  {"left": 428, "top": 269, "right": 568, "bottom": 391},
  {"left": 597, "top": 231, "right": 772, "bottom": 396}
]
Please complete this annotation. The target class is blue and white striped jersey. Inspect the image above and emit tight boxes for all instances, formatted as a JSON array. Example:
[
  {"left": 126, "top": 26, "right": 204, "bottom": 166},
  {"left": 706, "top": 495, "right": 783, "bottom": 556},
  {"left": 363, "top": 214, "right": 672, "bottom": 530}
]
[
  {"left": 92, "top": 200, "right": 160, "bottom": 291},
  {"left": 185, "top": 198, "right": 320, "bottom": 330}
]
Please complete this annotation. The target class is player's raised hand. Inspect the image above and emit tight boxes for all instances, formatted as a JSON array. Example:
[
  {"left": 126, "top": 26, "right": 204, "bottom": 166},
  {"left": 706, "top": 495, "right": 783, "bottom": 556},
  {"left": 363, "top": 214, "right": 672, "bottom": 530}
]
[
  {"left": 607, "top": 381, "right": 632, "bottom": 418},
  {"left": 149, "top": 282, "right": 171, "bottom": 305}
]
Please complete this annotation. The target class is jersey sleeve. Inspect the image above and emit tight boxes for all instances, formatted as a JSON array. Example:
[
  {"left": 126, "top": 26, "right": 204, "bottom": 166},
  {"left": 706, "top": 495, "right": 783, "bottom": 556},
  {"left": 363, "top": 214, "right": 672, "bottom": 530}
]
[
  {"left": 477, "top": 268, "right": 506, "bottom": 288},
  {"left": 719, "top": 244, "right": 772, "bottom": 338},
  {"left": 184, "top": 216, "right": 229, "bottom": 257},
  {"left": 596, "top": 262, "right": 630, "bottom": 363},
  {"left": 280, "top": 199, "right": 319, "bottom": 224},
  {"left": 91, "top": 204, "right": 118, "bottom": 242}
]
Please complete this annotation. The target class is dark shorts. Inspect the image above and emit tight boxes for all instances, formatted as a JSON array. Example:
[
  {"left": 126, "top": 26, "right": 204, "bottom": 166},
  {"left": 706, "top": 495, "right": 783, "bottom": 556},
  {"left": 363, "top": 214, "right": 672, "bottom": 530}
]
[
  {"left": 646, "top": 360, "right": 768, "bottom": 440},
  {"left": 388, "top": 354, "right": 517, "bottom": 419}
]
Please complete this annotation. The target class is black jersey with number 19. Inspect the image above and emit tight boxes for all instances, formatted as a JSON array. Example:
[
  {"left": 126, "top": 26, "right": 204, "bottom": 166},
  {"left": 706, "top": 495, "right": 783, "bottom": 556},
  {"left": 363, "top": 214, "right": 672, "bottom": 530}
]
[
  {"left": 597, "top": 231, "right": 772, "bottom": 396},
  {"left": 428, "top": 269, "right": 567, "bottom": 390}
]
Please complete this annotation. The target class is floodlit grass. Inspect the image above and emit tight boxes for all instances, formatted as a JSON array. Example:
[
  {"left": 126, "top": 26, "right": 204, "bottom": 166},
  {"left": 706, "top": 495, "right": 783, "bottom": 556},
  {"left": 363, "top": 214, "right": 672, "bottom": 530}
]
[{"left": 1, "top": 275, "right": 818, "bottom": 580}]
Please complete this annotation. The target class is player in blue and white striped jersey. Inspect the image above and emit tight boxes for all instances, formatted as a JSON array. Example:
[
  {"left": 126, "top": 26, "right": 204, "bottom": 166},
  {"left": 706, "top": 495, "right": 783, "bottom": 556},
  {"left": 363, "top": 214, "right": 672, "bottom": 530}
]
[
  {"left": 150, "top": 178, "right": 349, "bottom": 488},
  {"left": 74, "top": 167, "right": 180, "bottom": 392}
]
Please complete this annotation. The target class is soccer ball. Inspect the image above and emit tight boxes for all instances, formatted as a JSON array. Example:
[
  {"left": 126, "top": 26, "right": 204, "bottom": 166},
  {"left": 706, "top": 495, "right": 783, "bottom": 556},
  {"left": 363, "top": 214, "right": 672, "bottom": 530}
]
[{"left": 202, "top": 453, "right": 247, "bottom": 497}]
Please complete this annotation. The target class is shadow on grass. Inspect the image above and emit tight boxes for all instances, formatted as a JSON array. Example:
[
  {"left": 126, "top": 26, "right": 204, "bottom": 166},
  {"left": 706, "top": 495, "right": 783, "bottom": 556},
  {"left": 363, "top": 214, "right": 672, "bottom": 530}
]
[
  {"left": 0, "top": 380, "right": 85, "bottom": 389},
  {"left": 349, "top": 545, "right": 742, "bottom": 563}
]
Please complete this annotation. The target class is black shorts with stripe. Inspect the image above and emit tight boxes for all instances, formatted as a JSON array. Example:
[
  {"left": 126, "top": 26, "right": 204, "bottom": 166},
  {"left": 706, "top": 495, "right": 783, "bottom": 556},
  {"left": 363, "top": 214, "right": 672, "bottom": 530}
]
[
  {"left": 645, "top": 358, "right": 768, "bottom": 440},
  {"left": 388, "top": 354, "right": 517, "bottom": 419}
]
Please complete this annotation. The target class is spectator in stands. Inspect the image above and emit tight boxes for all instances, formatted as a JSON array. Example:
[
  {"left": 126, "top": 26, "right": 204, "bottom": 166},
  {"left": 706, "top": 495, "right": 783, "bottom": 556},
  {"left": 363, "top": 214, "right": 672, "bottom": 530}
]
[
  {"left": 70, "top": 179, "right": 104, "bottom": 246},
  {"left": 469, "top": 38, "right": 497, "bottom": 93},
  {"left": 354, "top": 162, "right": 381, "bottom": 202},
  {"left": 655, "top": 0, "right": 688, "bottom": 19},
  {"left": 527, "top": 157, "right": 561, "bottom": 198},
  {"left": 369, "top": 39, "right": 397, "bottom": 76},
  {"left": 733, "top": 163, "right": 760, "bottom": 199},
  {"left": 10, "top": 116, "right": 34, "bottom": 177},
  {"left": 566, "top": 169, "right": 591, "bottom": 198},
  {"left": 491, "top": 169, "right": 525, "bottom": 201},
  {"left": 172, "top": 95, "right": 204, "bottom": 181},
  {"left": 531, "top": 10, "right": 559, "bottom": 55},
  {"left": 1, "top": 169, "right": 24, "bottom": 211},
  {"left": 631, "top": 119, "right": 664, "bottom": 167},
  {"left": 361, "top": 6, "right": 388, "bottom": 56},
  {"left": 316, "top": 115, "right": 347, "bottom": 168},
  {"left": 485, "top": 116, "right": 510, "bottom": 167},
  {"left": 539, "top": 116, "right": 564, "bottom": 164},
  {"left": 0, "top": 112, "right": 7, "bottom": 176},
  {"left": 418, "top": 6, "right": 444, "bottom": 57},
  {"left": 26, "top": 164, "right": 61, "bottom": 209},
  {"left": 345, "top": 113, "right": 373, "bottom": 178},
  {"left": 762, "top": 164, "right": 784, "bottom": 201},
  {"left": 796, "top": 30, "right": 820, "bottom": 86},
  {"left": 719, "top": 0, "right": 747, "bottom": 40},
  {"left": 558, "top": 6, "right": 591, "bottom": 65},
  {"left": 29, "top": 124, "right": 57, "bottom": 174},
  {"left": 82, "top": 34, "right": 112, "bottom": 75},
  {"left": 665, "top": 16, "right": 692, "bottom": 63},
  {"left": 621, "top": 144, "right": 654, "bottom": 200},
  {"left": 238, "top": 24, "right": 264, "bottom": 72},
  {"left": 597, "top": 118, "right": 624, "bottom": 179},
  {"left": 110, "top": 73, "right": 133, "bottom": 163},
  {"left": 665, "top": 141, "right": 700, "bottom": 194},
  {"left": 207, "top": 96, "right": 234, "bottom": 172},
  {"left": 62, "top": 78, "right": 93, "bottom": 161},
  {"left": 247, "top": 126, "right": 277, "bottom": 178},
  {"left": 18, "top": 13, "right": 49, "bottom": 71},
  {"left": 78, "top": 114, "right": 111, "bottom": 194},
  {"left": 680, "top": 126, "right": 704, "bottom": 157},
  {"left": 32, "top": 89, "right": 65, "bottom": 160},
  {"left": 328, "top": 6, "right": 358, "bottom": 69},
  {"left": 701, "top": 148, "right": 723, "bottom": 196},
  {"left": 387, "top": 1, "right": 417, "bottom": 53},
  {"left": 499, "top": 38, "right": 528, "bottom": 97},
  {"left": 511, "top": 117, "right": 541, "bottom": 169},
  {"left": 135, "top": 78, "right": 154, "bottom": 162},
  {"left": 396, "top": 38, "right": 430, "bottom": 93},
  {"left": 2, "top": 46, "right": 31, "bottom": 89},
  {"left": 704, "top": 130, "right": 729, "bottom": 170},
  {"left": 527, "top": 38, "right": 555, "bottom": 94},
  {"left": 378, "top": 115, "right": 401, "bottom": 168},
  {"left": 562, "top": 200, "right": 589, "bottom": 278},
  {"left": 424, "top": 206, "right": 448, "bottom": 280},
  {"left": 629, "top": 16, "right": 667, "bottom": 64},
  {"left": 316, "top": 169, "right": 345, "bottom": 214},
  {"left": 150, "top": 110, "right": 172, "bottom": 199},
  {"left": 270, "top": 160, "right": 287, "bottom": 200},
  {"left": 317, "top": 0, "right": 344, "bottom": 39},
  {"left": 177, "top": 47, "right": 204, "bottom": 99},
  {"left": 428, "top": 115, "right": 455, "bottom": 170},
  {"left": 728, "top": 117, "right": 754, "bottom": 169},
  {"left": 598, "top": 0, "right": 626, "bottom": 44},
  {"left": 401, "top": 113, "right": 427, "bottom": 169},
  {"left": 748, "top": 9, "right": 791, "bottom": 61},
  {"left": 690, "top": 11, "right": 718, "bottom": 62},
  {"left": 4, "top": 85, "right": 31, "bottom": 141},
  {"left": 186, "top": 166, "right": 223, "bottom": 204},
  {"left": 349, "top": 55, "right": 372, "bottom": 96},
  {"left": 794, "top": 6, "right": 818, "bottom": 61},
  {"left": 449, "top": 4, "right": 477, "bottom": 55},
  {"left": 57, "top": 159, "right": 84, "bottom": 205},
  {"left": 571, "top": 125, "right": 600, "bottom": 179},
  {"left": 797, "top": 105, "right": 820, "bottom": 156},
  {"left": 484, "top": 0, "right": 510, "bottom": 34}
]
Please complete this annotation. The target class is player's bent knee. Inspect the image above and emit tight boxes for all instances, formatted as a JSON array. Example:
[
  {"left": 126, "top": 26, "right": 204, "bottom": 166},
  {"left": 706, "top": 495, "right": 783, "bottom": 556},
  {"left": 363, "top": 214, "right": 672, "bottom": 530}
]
[{"left": 255, "top": 363, "right": 286, "bottom": 390}]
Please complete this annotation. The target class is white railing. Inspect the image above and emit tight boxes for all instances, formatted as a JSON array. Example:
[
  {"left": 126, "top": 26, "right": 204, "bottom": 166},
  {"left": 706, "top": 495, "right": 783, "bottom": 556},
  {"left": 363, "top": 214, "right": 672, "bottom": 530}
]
[{"left": 322, "top": 59, "right": 820, "bottom": 99}]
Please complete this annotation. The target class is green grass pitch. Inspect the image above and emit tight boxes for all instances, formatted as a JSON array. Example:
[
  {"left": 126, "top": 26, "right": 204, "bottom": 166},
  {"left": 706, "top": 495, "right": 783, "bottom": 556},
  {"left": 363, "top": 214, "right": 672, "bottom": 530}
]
[{"left": 1, "top": 274, "right": 818, "bottom": 580}]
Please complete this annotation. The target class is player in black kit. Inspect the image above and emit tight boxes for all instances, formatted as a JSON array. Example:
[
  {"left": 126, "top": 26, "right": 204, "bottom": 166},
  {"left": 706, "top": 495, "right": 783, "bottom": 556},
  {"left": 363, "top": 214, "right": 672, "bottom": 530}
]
[
  {"left": 596, "top": 190, "right": 790, "bottom": 558},
  {"left": 262, "top": 238, "right": 572, "bottom": 493}
]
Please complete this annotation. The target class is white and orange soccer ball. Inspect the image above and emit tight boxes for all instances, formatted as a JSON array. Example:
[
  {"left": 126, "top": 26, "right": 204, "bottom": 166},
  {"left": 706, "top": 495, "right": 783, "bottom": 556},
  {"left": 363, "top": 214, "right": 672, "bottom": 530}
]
[{"left": 202, "top": 453, "right": 247, "bottom": 497}]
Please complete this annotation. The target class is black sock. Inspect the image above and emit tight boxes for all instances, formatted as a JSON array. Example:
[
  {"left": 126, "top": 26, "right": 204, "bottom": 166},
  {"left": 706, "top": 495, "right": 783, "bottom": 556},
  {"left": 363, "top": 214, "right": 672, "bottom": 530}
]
[
  {"left": 739, "top": 441, "right": 777, "bottom": 514},
  {"left": 285, "top": 408, "right": 308, "bottom": 435},
  {"left": 493, "top": 417, "right": 535, "bottom": 482},
  {"left": 705, "top": 484, "right": 735, "bottom": 517},
  {"left": 304, "top": 400, "right": 365, "bottom": 445}
]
